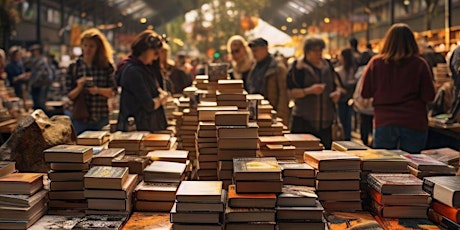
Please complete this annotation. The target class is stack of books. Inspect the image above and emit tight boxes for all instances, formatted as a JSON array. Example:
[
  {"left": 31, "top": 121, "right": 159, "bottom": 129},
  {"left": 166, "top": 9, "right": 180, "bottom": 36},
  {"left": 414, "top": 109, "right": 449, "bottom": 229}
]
[
  {"left": 402, "top": 154, "right": 456, "bottom": 178},
  {"left": 226, "top": 184, "right": 277, "bottom": 230},
  {"left": 196, "top": 121, "right": 218, "bottom": 181},
  {"left": 368, "top": 173, "right": 429, "bottom": 218},
  {"left": 304, "top": 150, "right": 362, "bottom": 211},
  {"left": 109, "top": 131, "right": 146, "bottom": 154},
  {"left": 216, "top": 80, "right": 248, "bottom": 109},
  {"left": 345, "top": 149, "right": 408, "bottom": 209},
  {"left": 284, "top": 133, "right": 323, "bottom": 162},
  {"left": 176, "top": 108, "right": 199, "bottom": 161},
  {"left": 216, "top": 111, "right": 258, "bottom": 188},
  {"left": 141, "top": 133, "right": 176, "bottom": 154},
  {"left": 44, "top": 145, "right": 93, "bottom": 215},
  {"left": 0, "top": 173, "right": 47, "bottom": 229},
  {"left": 195, "top": 75, "right": 208, "bottom": 90},
  {"left": 277, "top": 185, "right": 326, "bottom": 229},
  {"left": 424, "top": 176, "right": 460, "bottom": 229},
  {"left": 233, "top": 157, "right": 282, "bottom": 193},
  {"left": 278, "top": 160, "right": 315, "bottom": 186},
  {"left": 76, "top": 130, "right": 110, "bottom": 146},
  {"left": 170, "top": 181, "right": 225, "bottom": 230},
  {"left": 134, "top": 181, "right": 179, "bottom": 212},
  {"left": 421, "top": 148, "right": 460, "bottom": 171},
  {"left": 84, "top": 166, "right": 136, "bottom": 215},
  {"left": 91, "top": 148, "right": 125, "bottom": 167},
  {"left": 258, "top": 136, "right": 295, "bottom": 160}
]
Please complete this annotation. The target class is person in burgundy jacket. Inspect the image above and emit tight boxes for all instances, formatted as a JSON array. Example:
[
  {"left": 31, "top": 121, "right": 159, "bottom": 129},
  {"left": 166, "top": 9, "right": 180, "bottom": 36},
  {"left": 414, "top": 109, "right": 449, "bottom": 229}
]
[{"left": 360, "top": 23, "right": 435, "bottom": 153}]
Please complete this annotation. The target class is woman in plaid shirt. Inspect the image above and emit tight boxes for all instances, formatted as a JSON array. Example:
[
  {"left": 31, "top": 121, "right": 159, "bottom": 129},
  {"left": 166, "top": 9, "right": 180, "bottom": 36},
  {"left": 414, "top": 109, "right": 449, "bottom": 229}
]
[{"left": 66, "top": 28, "right": 117, "bottom": 134}]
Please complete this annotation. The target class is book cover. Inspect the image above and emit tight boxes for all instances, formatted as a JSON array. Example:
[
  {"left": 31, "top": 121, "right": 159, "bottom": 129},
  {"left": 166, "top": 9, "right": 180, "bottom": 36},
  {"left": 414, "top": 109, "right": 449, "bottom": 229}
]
[
  {"left": 84, "top": 174, "right": 137, "bottom": 199},
  {"left": 325, "top": 212, "right": 383, "bottom": 230},
  {"left": 77, "top": 131, "right": 110, "bottom": 145},
  {"left": 214, "top": 111, "right": 249, "bottom": 126},
  {"left": 304, "top": 150, "right": 360, "bottom": 171},
  {"left": 227, "top": 184, "right": 276, "bottom": 208},
  {"left": 233, "top": 157, "right": 281, "bottom": 181},
  {"left": 421, "top": 148, "right": 460, "bottom": 165},
  {"left": 110, "top": 131, "right": 146, "bottom": 142},
  {"left": 284, "top": 133, "right": 321, "bottom": 147},
  {"left": 278, "top": 161, "right": 315, "bottom": 178},
  {"left": 44, "top": 145, "right": 93, "bottom": 163},
  {"left": 428, "top": 176, "right": 460, "bottom": 207},
  {"left": 84, "top": 166, "right": 129, "bottom": 190},
  {"left": 142, "top": 134, "right": 171, "bottom": 147},
  {"left": 278, "top": 185, "right": 317, "bottom": 207},
  {"left": 367, "top": 173, "right": 424, "bottom": 194},
  {"left": 146, "top": 150, "right": 189, "bottom": 163},
  {"left": 332, "top": 141, "right": 368, "bottom": 151},
  {"left": 0, "top": 173, "right": 44, "bottom": 195},
  {"left": 175, "top": 181, "right": 222, "bottom": 202},
  {"left": 402, "top": 154, "right": 451, "bottom": 171},
  {"left": 143, "top": 161, "right": 186, "bottom": 183},
  {"left": 135, "top": 181, "right": 178, "bottom": 201}
]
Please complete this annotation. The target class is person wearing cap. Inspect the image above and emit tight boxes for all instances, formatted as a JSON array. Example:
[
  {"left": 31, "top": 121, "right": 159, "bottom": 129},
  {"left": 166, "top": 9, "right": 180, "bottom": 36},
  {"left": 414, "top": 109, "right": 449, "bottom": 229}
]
[
  {"left": 247, "top": 37, "right": 289, "bottom": 125},
  {"left": 66, "top": 28, "right": 117, "bottom": 134},
  {"left": 287, "top": 37, "right": 341, "bottom": 149},
  {"left": 5, "top": 46, "right": 30, "bottom": 101},
  {"left": 116, "top": 29, "right": 168, "bottom": 132}
]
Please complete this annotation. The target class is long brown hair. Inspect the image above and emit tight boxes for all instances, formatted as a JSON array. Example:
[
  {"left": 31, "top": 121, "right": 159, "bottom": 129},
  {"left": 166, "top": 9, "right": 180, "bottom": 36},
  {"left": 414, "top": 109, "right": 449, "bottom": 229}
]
[
  {"left": 380, "top": 23, "right": 419, "bottom": 63},
  {"left": 80, "top": 28, "right": 114, "bottom": 68}
]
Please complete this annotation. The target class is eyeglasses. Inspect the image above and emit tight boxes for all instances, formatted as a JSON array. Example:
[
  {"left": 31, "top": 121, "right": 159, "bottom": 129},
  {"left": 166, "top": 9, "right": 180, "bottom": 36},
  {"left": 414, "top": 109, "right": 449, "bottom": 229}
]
[{"left": 231, "top": 48, "right": 241, "bottom": 55}]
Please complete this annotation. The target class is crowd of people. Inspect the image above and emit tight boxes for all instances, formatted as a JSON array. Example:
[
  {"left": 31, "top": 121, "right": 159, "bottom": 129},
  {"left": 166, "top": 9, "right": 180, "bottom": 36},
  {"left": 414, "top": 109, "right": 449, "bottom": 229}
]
[{"left": 1, "top": 22, "right": 457, "bottom": 154}]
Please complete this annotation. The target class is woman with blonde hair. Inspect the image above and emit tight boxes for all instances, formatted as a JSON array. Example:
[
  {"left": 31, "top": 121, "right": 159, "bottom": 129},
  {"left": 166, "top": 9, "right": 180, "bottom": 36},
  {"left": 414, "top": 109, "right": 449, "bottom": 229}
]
[
  {"left": 360, "top": 23, "right": 435, "bottom": 153},
  {"left": 227, "top": 35, "right": 254, "bottom": 88},
  {"left": 66, "top": 28, "right": 117, "bottom": 134}
]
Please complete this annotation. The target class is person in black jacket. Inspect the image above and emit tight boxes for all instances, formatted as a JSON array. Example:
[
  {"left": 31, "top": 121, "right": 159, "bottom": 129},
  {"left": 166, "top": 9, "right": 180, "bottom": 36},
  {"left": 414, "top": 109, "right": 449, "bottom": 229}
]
[{"left": 116, "top": 30, "right": 168, "bottom": 132}]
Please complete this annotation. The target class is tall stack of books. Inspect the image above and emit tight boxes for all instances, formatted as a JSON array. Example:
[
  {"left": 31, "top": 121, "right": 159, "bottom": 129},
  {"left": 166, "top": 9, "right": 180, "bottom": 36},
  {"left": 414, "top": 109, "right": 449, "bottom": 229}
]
[
  {"left": 225, "top": 184, "right": 277, "bottom": 230},
  {"left": 84, "top": 166, "right": 136, "bottom": 215},
  {"left": 276, "top": 185, "right": 326, "bottom": 230},
  {"left": 0, "top": 173, "right": 47, "bottom": 229},
  {"left": 170, "top": 181, "right": 225, "bottom": 230},
  {"left": 258, "top": 136, "right": 295, "bottom": 160},
  {"left": 216, "top": 80, "right": 247, "bottom": 109},
  {"left": 216, "top": 111, "right": 258, "bottom": 188},
  {"left": 344, "top": 149, "right": 408, "bottom": 210},
  {"left": 233, "top": 157, "right": 283, "bottom": 194},
  {"left": 76, "top": 130, "right": 110, "bottom": 146},
  {"left": 402, "top": 154, "right": 456, "bottom": 178},
  {"left": 368, "top": 173, "right": 429, "bottom": 218},
  {"left": 196, "top": 121, "right": 218, "bottom": 181},
  {"left": 177, "top": 108, "right": 199, "bottom": 160},
  {"left": 422, "top": 147, "right": 460, "bottom": 171},
  {"left": 44, "top": 145, "right": 93, "bottom": 215},
  {"left": 284, "top": 133, "right": 323, "bottom": 162},
  {"left": 109, "top": 131, "right": 146, "bottom": 155},
  {"left": 304, "top": 150, "right": 362, "bottom": 211},
  {"left": 141, "top": 133, "right": 176, "bottom": 155},
  {"left": 278, "top": 160, "right": 315, "bottom": 186},
  {"left": 424, "top": 176, "right": 460, "bottom": 229}
]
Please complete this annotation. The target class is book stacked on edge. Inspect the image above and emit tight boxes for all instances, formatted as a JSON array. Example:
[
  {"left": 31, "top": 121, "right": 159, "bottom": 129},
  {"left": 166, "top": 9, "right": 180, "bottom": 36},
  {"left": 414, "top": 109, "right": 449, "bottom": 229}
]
[
  {"left": 77, "top": 130, "right": 110, "bottom": 146},
  {"left": 170, "top": 181, "right": 225, "bottom": 230},
  {"left": 344, "top": 149, "right": 408, "bottom": 209},
  {"left": 225, "top": 184, "right": 276, "bottom": 230},
  {"left": 304, "top": 150, "right": 362, "bottom": 211},
  {"left": 424, "top": 176, "right": 460, "bottom": 229},
  {"left": 44, "top": 145, "right": 93, "bottom": 216},
  {"left": 276, "top": 185, "right": 326, "bottom": 230},
  {"left": 421, "top": 148, "right": 459, "bottom": 171},
  {"left": 141, "top": 133, "right": 176, "bottom": 154},
  {"left": 108, "top": 131, "right": 147, "bottom": 154},
  {"left": 368, "top": 173, "right": 429, "bottom": 219},
  {"left": 84, "top": 166, "right": 136, "bottom": 215},
  {"left": 216, "top": 111, "right": 258, "bottom": 188},
  {"left": 0, "top": 173, "right": 47, "bottom": 229},
  {"left": 216, "top": 80, "right": 248, "bottom": 109},
  {"left": 258, "top": 136, "right": 295, "bottom": 160},
  {"left": 284, "top": 133, "right": 323, "bottom": 162},
  {"left": 403, "top": 154, "right": 456, "bottom": 178},
  {"left": 196, "top": 121, "right": 219, "bottom": 181},
  {"left": 233, "top": 157, "right": 282, "bottom": 193},
  {"left": 278, "top": 160, "right": 315, "bottom": 187}
]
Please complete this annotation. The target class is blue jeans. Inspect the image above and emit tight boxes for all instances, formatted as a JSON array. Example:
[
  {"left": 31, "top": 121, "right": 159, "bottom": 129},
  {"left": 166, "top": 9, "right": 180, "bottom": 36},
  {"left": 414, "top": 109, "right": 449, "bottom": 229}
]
[
  {"left": 373, "top": 126, "right": 428, "bottom": 153},
  {"left": 72, "top": 117, "right": 109, "bottom": 135},
  {"left": 338, "top": 101, "right": 352, "bottom": 141}
]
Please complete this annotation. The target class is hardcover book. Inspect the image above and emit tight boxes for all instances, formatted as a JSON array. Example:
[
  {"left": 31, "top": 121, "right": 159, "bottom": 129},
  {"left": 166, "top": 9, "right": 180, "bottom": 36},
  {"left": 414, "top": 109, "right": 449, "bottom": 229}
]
[
  {"left": 233, "top": 157, "right": 281, "bottom": 181},
  {"left": 403, "top": 154, "right": 453, "bottom": 172},
  {"left": 84, "top": 174, "right": 137, "bottom": 199},
  {"left": 0, "top": 173, "right": 44, "bottom": 195},
  {"left": 276, "top": 200, "right": 324, "bottom": 221},
  {"left": 332, "top": 141, "right": 368, "bottom": 151},
  {"left": 284, "top": 133, "right": 321, "bottom": 148},
  {"left": 367, "top": 173, "right": 424, "bottom": 194},
  {"left": 44, "top": 145, "right": 93, "bottom": 163},
  {"left": 214, "top": 111, "right": 249, "bottom": 126},
  {"left": 304, "top": 150, "right": 361, "bottom": 171},
  {"left": 345, "top": 149, "right": 408, "bottom": 172},
  {"left": 142, "top": 133, "right": 171, "bottom": 147},
  {"left": 227, "top": 184, "right": 276, "bottom": 208},
  {"left": 175, "top": 181, "right": 222, "bottom": 202},
  {"left": 143, "top": 161, "right": 186, "bottom": 183},
  {"left": 0, "top": 161, "right": 15, "bottom": 178},
  {"left": 421, "top": 148, "right": 460, "bottom": 165},
  {"left": 91, "top": 148, "right": 125, "bottom": 166},
  {"left": 225, "top": 206, "right": 276, "bottom": 223},
  {"left": 424, "top": 176, "right": 460, "bottom": 207},
  {"left": 84, "top": 166, "right": 129, "bottom": 190},
  {"left": 146, "top": 150, "right": 189, "bottom": 163},
  {"left": 135, "top": 181, "right": 178, "bottom": 201},
  {"left": 77, "top": 131, "right": 110, "bottom": 146},
  {"left": 277, "top": 185, "right": 317, "bottom": 207}
]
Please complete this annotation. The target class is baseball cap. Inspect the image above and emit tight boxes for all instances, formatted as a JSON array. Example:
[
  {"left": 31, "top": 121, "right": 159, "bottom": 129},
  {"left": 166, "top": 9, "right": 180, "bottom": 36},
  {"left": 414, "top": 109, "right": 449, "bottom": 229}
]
[{"left": 248, "top": 37, "right": 268, "bottom": 47}]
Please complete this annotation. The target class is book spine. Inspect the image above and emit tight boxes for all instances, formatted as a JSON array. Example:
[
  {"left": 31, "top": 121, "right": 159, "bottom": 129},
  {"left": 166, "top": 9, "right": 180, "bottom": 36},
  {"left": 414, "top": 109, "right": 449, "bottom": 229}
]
[
  {"left": 366, "top": 175, "right": 383, "bottom": 194},
  {"left": 422, "top": 179, "right": 434, "bottom": 195}
]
